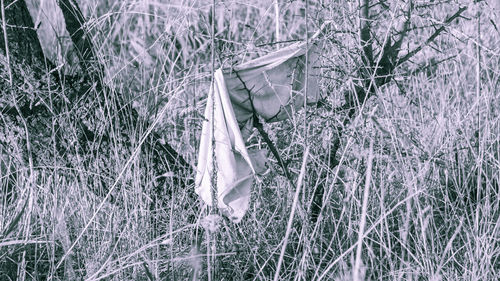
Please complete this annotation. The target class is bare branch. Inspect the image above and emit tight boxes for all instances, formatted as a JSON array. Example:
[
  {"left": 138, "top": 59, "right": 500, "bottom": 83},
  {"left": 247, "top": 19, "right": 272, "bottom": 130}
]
[
  {"left": 254, "top": 118, "right": 294, "bottom": 185},
  {"left": 234, "top": 70, "right": 295, "bottom": 186},
  {"left": 391, "top": 0, "right": 413, "bottom": 61},
  {"left": 397, "top": 6, "right": 467, "bottom": 66}
]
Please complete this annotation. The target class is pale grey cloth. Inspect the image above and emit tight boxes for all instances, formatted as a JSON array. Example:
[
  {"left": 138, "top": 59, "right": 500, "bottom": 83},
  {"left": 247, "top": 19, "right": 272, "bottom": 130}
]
[{"left": 196, "top": 37, "right": 322, "bottom": 222}]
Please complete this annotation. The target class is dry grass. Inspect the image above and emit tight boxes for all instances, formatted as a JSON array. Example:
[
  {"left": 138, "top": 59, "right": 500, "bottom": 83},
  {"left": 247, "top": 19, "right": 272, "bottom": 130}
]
[{"left": 1, "top": 0, "right": 499, "bottom": 280}]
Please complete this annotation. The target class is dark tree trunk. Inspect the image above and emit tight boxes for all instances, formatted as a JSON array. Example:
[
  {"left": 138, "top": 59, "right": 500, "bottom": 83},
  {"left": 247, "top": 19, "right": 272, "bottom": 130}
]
[
  {"left": 0, "top": 0, "right": 193, "bottom": 204},
  {"left": 57, "top": 0, "right": 99, "bottom": 76},
  {"left": 56, "top": 0, "right": 194, "bottom": 194},
  {"left": 0, "top": 0, "right": 46, "bottom": 67}
]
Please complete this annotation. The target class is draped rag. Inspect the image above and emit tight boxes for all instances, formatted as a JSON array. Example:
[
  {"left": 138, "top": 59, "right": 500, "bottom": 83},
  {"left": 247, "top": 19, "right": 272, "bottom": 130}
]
[{"left": 195, "top": 35, "right": 323, "bottom": 222}]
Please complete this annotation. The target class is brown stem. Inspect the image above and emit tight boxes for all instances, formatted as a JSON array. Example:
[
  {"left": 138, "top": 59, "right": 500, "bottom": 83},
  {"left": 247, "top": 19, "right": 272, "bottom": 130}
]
[
  {"left": 233, "top": 70, "right": 295, "bottom": 186},
  {"left": 254, "top": 118, "right": 294, "bottom": 186}
]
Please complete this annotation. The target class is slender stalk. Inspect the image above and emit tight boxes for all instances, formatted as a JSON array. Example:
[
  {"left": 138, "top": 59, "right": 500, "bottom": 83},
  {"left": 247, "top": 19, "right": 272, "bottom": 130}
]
[
  {"left": 274, "top": 0, "right": 280, "bottom": 50},
  {"left": 55, "top": 89, "right": 178, "bottom": 270},
  {"left": 274, "top": 147, "right": 310, "bottom": 281},
  {"left": 353, "top": 138, "right": 374, "bottom": 281},
  {"left": 2, "top": 3, "right": 36, "bottom": 280},
  {"left": 318, "top": 189, "right": 422, "bottom": 280},
  {"left": 304, "top": 0, "right": 309, "bottom": 148},
  {"left": 207, "top": 0, "right": 217, "bottom": 280},
  {"left": 473, "top": 6, "right": 482, "bottom": 279},
  {"left": 210, "top": 0, "right": 217, "bottom": 211},
  {"left": 254, "top": 119, "right": 294, "bottom": 187},
  {"left": 300, "top": 1, "right": 310, "bottom": 277},
  {"left": 1, "top": 0, "right": 12, "bottom": 86}
]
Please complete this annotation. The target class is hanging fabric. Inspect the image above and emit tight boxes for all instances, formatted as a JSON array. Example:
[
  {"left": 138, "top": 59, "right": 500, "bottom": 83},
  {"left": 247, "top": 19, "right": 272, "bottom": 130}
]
[
  {"left": 196, "top": 32, "right": 323, "bottom": 222},
  {"left": 195, "top": 69, "right": 255, "bottom": 222}
]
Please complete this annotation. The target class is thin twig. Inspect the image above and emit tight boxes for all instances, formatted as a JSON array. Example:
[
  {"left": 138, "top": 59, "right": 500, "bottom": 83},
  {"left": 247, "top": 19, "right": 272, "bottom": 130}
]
[
  {"left": 233, "top": 70, "right": 295, "bottom": 186},
  {"left": 255, "top": 39, "right": 301, "bottom": 47},
  {"left": 473, "top": 7, "right": 482, "bottom": 277},
  {"left": 207, "top": 0, "right": 217, "bottom": 279},
  {"left": 390, "top": 0, "right": 413, "bottom": 61},
  {"left": 397, "top": 6, "right": 467, "bottom": 66}
]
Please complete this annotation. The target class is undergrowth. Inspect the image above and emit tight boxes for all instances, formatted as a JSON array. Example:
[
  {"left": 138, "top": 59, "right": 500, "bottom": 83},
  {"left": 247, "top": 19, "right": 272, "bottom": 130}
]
[{"left": 1, "top": 0, "right": 499, "bottom": 280}]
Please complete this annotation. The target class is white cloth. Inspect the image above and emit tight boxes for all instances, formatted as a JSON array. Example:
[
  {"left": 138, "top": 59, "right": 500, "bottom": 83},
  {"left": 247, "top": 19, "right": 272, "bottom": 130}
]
[
  {"left": 196, "top": 38, "right": 322, "bottom": 222},
  {"left": 195, "top": 69, "right": 255, "bottom": 222}
]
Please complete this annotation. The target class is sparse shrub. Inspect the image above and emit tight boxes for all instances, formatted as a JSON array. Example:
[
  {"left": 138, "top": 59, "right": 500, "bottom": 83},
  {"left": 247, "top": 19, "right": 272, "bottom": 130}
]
[{"left": 0, "top": 0, "right": 499, "bottom": 280}]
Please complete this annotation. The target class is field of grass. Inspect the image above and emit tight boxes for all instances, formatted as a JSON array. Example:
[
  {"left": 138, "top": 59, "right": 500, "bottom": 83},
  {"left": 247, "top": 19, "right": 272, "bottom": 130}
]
[{"left": 1, "top": 0, "right": 499, "bottom": 280}]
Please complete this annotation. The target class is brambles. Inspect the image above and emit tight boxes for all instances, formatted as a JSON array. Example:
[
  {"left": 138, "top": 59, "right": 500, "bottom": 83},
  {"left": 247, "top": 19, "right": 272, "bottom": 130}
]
[{"left": 0, "top": 1, "right": 499, "bottom": 280}]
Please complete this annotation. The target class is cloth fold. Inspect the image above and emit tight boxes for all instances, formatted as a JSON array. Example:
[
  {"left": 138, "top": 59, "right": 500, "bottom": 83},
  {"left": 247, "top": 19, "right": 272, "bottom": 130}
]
[
  {"left": 195, "top": 69, "right": 255, "bottom": 222},
  {"left": 196, "top": 37, "right": 322, "bottom": 222}
]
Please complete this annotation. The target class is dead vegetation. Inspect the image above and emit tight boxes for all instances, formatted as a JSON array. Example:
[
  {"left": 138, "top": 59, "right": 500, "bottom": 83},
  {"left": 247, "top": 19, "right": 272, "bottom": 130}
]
[{"left": 1, "top": 0, "right": 499, "bottom": 280}]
